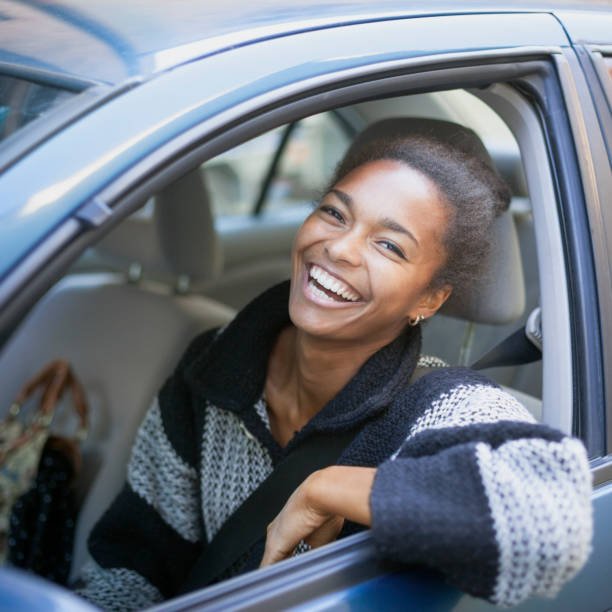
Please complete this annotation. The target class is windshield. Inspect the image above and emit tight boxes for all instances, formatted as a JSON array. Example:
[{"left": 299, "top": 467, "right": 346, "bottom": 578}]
[{"left": 0, "top": 75, "right": 75, "bottom": 145}]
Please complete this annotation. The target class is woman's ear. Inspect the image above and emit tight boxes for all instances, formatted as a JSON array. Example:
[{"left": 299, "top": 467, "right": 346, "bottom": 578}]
[{"left": 410, "top": 284, "right": 453, "bottom": 321}]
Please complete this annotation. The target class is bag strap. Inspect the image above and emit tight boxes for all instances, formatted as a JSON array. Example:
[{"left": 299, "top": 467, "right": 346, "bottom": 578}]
[{"left": 11, "top": 359, "right": 88, "bottom": 437}]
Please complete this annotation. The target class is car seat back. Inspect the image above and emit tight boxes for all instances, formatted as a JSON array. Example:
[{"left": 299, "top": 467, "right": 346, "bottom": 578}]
[{"left": 0, "top": 169, "right": 235, "bottom": 578}]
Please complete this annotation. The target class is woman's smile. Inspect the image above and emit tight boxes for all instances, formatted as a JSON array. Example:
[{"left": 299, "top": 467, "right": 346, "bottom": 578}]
[{"left": 303, "top": 263, "right": 364, "bottom": 307}]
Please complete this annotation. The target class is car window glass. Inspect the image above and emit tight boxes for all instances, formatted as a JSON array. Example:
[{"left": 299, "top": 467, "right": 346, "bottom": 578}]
[
  {"left": 203, "top": 112, "right": 350, "bottom": 219},
  {"left": 261, "top": 113, "right": 351, "bottom": 217},
  {"left": 203, "top": 126, "right": 285, "bottom": 217},
  {"left": 0, "top": 75, "right": 74, "bottom": 144}
]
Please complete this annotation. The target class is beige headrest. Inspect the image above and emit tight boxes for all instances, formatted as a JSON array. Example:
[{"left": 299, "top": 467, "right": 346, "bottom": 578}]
[{"left": 96, "top": 169, "right": 223, "bottom": 287}]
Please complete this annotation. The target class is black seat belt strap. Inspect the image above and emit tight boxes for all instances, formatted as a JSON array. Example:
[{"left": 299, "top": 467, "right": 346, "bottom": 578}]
[
  {"left": 178, "top": 427, "right": 356, "bottom": 593},
  {"left": 471, "top": 326, "right": 541, "bottom": 370},
  {"left": 471, "top": 307, "right": 543, "bottom": 370}
]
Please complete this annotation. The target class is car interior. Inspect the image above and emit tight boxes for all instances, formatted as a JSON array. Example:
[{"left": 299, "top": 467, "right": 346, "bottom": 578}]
[{"left": 0, "top": 88, "right": 546, "bottom": 586}]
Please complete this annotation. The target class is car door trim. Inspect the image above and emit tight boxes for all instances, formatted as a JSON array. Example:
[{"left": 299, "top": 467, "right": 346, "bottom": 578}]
[
  {"left": 476, "top": 83, "right": 573, "bottom": 437},
  {"left": 149, "top": 530, "right": 390, "bottom": 612},
  {"left": 93, "top": 52, "right": 563, "bottom": 209}
]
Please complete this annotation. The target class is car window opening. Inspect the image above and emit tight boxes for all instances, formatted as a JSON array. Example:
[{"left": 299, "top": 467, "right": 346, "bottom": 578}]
[{"left": 0, "top": 86, "right": 547, "bottom": 594}]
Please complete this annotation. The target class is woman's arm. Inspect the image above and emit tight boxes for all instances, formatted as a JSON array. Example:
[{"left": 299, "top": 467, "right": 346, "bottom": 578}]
[
  {"left": 369, "top": 421, "right": 592, "bottom": 606},
  {"left": 260, "top": 466, "right": 375, "bottom": 566},
  {"left": 261, "top": 419, "right": 592, "bottom": 607}
]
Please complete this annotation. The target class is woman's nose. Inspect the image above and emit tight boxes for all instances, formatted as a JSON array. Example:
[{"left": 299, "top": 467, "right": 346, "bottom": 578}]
[{"left": 325, "top": 230, "right": 363, "bottom": 266}]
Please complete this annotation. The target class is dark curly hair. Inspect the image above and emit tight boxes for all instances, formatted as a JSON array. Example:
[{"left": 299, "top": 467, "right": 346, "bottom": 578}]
[{"left": 327, "top": 133, "right": 511, "bottom": 290}]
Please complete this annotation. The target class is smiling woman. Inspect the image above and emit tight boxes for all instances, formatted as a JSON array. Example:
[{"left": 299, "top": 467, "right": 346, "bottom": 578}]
[{"left": 74, "top": 120, "right": 592, "bottom": 610}]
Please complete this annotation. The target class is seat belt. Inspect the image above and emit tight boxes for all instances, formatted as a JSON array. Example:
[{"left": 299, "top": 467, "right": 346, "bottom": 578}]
[
  {"left": 178, "top": 427, "right": 356, "bottom": 593},
  {"left": 471, "top": 307, "right": 542, "bottom": 370},
  {"left": 178, "top": 365, "right": 430, "bottom": 594}
]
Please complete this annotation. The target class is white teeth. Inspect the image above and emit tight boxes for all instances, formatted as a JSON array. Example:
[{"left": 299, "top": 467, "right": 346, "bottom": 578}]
[
  {"left": 308, "top": 265, "right": 360, "bottom": 302},
  {"left": 309, "top": 282, "right": 336, "bottom": 302}
]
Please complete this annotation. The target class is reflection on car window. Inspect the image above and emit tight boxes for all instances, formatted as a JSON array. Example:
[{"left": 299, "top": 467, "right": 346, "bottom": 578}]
[{"left": 0, "top": 75, "right": 74, "bottom": 144}]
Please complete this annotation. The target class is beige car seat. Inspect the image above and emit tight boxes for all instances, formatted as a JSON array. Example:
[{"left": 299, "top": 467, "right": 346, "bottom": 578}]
[{"left": 0, "top": 169, "right": 235, "bottom": 578}]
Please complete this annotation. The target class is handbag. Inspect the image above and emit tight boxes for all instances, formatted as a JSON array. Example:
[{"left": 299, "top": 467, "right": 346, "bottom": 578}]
[{"left": 0, "top": 359, "right": 88, "bottom": 583}]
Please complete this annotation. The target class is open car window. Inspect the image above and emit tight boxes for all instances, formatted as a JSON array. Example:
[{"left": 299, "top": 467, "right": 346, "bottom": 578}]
[{"left": 196, "top": 91, "right": 542, "bottom": 406}]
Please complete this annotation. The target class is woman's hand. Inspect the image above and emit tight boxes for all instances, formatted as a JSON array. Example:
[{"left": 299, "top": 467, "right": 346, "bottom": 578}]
[{"left": 260, "top": 466, "right": 376, "bottom": 567}]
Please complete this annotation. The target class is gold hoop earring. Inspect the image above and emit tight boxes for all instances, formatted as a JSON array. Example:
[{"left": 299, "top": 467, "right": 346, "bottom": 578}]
[{"left": 409, "top": 314, "right": 425, "bottom": 326}]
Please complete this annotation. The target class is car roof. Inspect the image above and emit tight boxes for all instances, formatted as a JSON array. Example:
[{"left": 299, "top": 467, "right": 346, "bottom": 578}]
[{"left": 0, "top": 0, "right": 610, "bottom": 87}]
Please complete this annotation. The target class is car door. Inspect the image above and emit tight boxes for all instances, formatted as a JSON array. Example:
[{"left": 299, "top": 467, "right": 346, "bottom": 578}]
[{"left": 0, "top": 8, "right": 609, "bottom": 612}]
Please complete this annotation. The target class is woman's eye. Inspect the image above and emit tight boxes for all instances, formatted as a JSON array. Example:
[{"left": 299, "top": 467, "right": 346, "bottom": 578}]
[
  {"left": 379, "top": 240, "right": 406, "bottom": 260},
  {"left": 320, "top": 205, "right": 344, "bottom": 223}
]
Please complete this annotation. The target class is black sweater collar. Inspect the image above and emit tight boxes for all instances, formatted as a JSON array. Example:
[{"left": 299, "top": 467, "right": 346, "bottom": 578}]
[{"left": 184, "top": 281, "right": 422, "bottom": 436}]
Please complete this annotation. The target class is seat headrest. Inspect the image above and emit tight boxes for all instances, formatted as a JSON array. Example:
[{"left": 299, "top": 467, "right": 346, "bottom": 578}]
[
  {"left": 349, "top": 118, "right": 525, "bottom": 324},
  {"left": 96, "top": 169, "right": 223, "bottom": 286}
]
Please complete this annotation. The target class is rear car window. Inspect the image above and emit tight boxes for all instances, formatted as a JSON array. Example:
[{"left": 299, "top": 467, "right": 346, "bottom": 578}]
[
  {"left": 0, "top": 75, "right": 74, "bottom": 144},
  {"left": 203, "top": 112, "right": 350, "bottom": 218}
]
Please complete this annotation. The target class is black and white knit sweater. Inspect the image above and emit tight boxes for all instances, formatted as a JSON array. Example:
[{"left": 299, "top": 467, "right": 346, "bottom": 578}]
[{"left": 77, "top": 281, "right": 592, "bottom": 610}]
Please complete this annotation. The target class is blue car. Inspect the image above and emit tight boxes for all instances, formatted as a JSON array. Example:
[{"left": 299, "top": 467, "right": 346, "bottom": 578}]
[{"left": 0, "top": 1, "right": 611, "bottom": 610}]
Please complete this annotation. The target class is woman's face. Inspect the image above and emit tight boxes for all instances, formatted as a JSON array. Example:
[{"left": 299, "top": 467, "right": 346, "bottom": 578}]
[{"left": 289, "top": 159, "right": 452, "bottom": 344}]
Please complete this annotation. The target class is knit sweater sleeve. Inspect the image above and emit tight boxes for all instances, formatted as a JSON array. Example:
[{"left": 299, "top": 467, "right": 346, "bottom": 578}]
[
  {"left": 370, "top": 370, "right": 593, "bottom": 607},
  {"left": 76, "top": 328, "right": 219, "bottom": 611}
]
